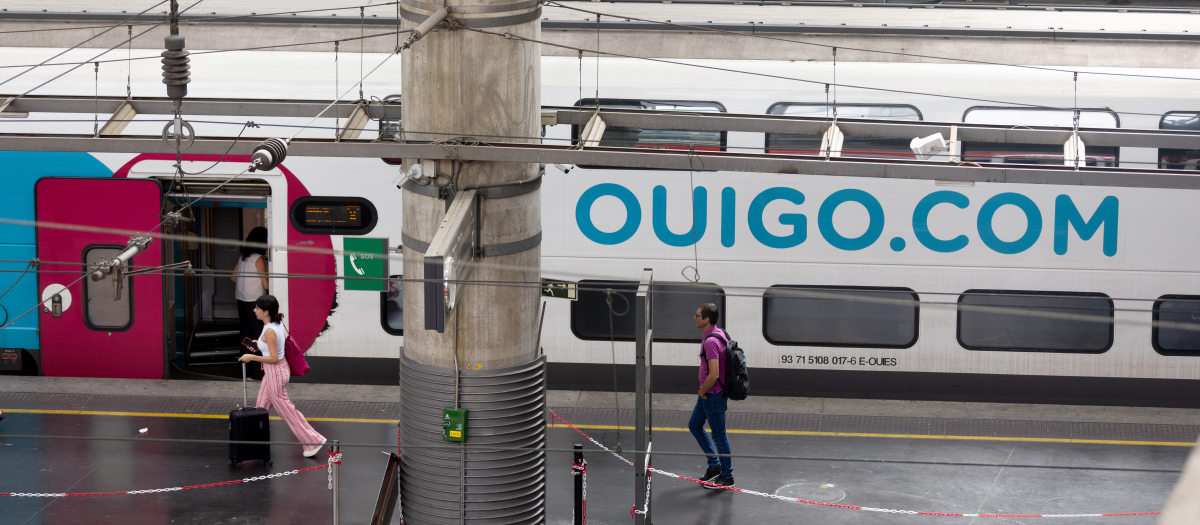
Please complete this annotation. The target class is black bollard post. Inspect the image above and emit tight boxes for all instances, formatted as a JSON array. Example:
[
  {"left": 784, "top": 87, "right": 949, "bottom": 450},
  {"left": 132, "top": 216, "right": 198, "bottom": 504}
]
[{"left": 573, "top": 443, "right": 585, "bottom": 525}]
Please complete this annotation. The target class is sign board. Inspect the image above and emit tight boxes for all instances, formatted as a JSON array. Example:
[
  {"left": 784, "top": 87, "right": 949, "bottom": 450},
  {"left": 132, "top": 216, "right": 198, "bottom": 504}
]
[
  {"left": 343, "top": 237, "right": 389, "bottom": 291},
  {"left": 541, "top": 279, "right": 577, "bottom": 300},
  {"left": 424, "top": 190, "right": 478, "bottom": 332}
]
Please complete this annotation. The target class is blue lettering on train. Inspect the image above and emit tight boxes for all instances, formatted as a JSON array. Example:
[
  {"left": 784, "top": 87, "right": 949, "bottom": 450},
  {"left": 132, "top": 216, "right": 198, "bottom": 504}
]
[{"left": 575, "top": 184, "right": 1119, "bottom": 256}]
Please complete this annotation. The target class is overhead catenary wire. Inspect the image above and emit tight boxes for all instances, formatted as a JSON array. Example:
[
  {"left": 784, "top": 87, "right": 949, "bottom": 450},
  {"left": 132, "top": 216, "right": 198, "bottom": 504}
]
[
  {"left": 0, "top": 28, "right": 411, "bottom": 70},
  {"left": 0, "top": 0, "right": 168, "bottom": 89},
  {"left": 0, "top": 31, "right": 1187, "bottom": 121},
  {"left": 5, "top": 216, "right": 1200, "bottom": 309},
  {"left": 2, "top": 0, "right": 1199, "bottom": 91},
  {"left": 3, "top": 263, "right": 1199, "bottom": 333},
  {"left": 5, "top": 258, "right": 1190, "bottom": 311},
  {"left": 287, "top": 47, "right": 398, "bottom": 143},
  {"left": 458, "top": 25, "right": 1185, "bottom": 121},
  {"left": 5, "top": 217, "right": 1200, "bottom": 336},
  {"left": 0, "top": 2, "right": 408, "bottom": 36},
  {"left": 19, "top": 0, "right": 206, "bottom": 99},
  {"left": 0, "top": 272, "right": 90, "bottom": 333},
  {"left": 0, "top": 117, "right": 1180, "bottom": 168},
  {"left": 543, "top": 0, "right": 1200, "bottom": 84},
  {"left": 0, "top": 38, "right": 1183, "bottom": 122}
]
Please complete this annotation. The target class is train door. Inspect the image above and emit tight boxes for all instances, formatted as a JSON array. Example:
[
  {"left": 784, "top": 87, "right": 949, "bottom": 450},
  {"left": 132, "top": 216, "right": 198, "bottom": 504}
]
[
  {"left": 36, "top": 178, "right": 164, "bottom": 379},
  {"left": 162, "top": 179, "right": 271, "bottom": 369}
]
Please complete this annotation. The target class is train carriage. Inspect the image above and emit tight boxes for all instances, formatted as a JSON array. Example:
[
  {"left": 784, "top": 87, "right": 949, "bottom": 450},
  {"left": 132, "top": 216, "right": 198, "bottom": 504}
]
[{"left": 1, "top": 47, "right": 1199, "bottom": 405}]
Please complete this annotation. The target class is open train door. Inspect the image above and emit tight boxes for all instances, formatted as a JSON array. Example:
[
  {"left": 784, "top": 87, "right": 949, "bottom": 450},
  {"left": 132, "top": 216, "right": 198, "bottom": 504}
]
[{"left": 36, "top": 177, "right": 165, "bottom": 379}]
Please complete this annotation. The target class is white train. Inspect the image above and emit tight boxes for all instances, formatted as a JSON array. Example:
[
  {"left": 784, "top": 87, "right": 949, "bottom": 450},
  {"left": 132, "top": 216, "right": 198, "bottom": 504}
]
[{"left": 1, "top": 47, "right": 1198, "bottom": 405}]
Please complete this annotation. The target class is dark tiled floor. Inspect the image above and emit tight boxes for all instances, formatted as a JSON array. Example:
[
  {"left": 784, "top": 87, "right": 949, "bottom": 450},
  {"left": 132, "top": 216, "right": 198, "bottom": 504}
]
[
  {"left": 0, "top": 410, "right": 1186, "bottom": 525},
  {"left": 546, "top": 407, "right": 1200, "bottom": 443}
]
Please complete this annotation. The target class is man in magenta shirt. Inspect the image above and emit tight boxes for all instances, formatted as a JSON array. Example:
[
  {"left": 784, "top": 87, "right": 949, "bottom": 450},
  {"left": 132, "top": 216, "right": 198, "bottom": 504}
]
[{"left": 689, "top": 302, "right": 734, "bottom": 489}]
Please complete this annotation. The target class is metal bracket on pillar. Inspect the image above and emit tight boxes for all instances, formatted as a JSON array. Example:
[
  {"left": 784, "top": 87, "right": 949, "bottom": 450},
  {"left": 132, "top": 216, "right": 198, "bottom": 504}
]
[
  {"left": 99, "top": 100, "right": 137, "bottom": 136},
  {"left": 820, "top": 123, "right": 844, "bottom": 158},
  {"left": 577, "top": 112, "right": 607, "bottom": 148},
  {"left": 396, "top": 6, "right": 450, "bottom": 52},
  {"left": 338, "top": 102, "right": 371, "bottom": 141},
  {"left": 633, "top": 268, "right": 654, "bottom": 525}
]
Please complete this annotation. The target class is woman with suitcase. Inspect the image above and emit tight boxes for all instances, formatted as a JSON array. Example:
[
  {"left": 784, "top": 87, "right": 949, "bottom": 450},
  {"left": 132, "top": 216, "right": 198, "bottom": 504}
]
[{"left": 238, "top": 295, "right": 328, "bottom": 458}]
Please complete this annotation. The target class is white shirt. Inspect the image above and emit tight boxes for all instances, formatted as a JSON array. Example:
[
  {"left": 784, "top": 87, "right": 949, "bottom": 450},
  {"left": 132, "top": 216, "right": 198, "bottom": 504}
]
[
  {"left": 257, "top": 322, "right": 286, "bottom": 363},
  {"left": 235, "top": 254, "right": 266, "bottom": 302}
]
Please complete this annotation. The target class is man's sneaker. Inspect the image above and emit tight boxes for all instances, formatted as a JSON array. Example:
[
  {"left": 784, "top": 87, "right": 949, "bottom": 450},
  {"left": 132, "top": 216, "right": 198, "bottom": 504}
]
[
  {"left": 702, "top": 476, "right": 735, "bottom": 490},
  {"left": 699, "top": 467, "right": 721, "bottom": 483}
]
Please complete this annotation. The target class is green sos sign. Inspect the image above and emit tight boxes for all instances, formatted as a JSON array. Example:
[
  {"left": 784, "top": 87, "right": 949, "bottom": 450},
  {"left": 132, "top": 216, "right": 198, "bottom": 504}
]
[{"left": 343, "top": 237, "right": 389, "bottom": 291}]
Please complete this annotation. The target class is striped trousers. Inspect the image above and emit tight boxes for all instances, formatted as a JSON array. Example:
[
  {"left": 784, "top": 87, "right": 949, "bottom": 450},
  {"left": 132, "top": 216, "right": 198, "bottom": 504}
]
[{"left": 256, "top": 359, "right": 325, "bottom": 453}]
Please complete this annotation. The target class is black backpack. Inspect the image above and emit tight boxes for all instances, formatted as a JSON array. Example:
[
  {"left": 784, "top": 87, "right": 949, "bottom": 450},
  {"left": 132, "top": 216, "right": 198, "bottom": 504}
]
[{"left": 705, "top": 331, "right": 750, "bottom": 401}]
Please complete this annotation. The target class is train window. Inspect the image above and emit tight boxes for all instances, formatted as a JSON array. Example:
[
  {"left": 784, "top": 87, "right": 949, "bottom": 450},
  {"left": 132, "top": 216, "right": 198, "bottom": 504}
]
[
  {"left": 380, "top": 275, "right": 403, "bottom": 336},
  {"left": 1152, "top": 295, "right": 1200, "bottom": 355},
  {"left": 1158, "top": 112, "right": 1200, "bottom": 170},
  {"left": 961, "top": 107, "right": 1120, "bottom": 167},
  {"left": 570, "top": 280, "right": 725, "bottom": 342},
  {"left": 82, "top": 245, "right": 133, "bottom": 332},
  {"left": 764, "top": 103, "right": 922, "bottom": 159},
  {"left": 762, "top": 285, "right": 918, "bottom": 348},
  {"left": 378, "top": 94, "right": 403, "bottom": 165},
  {"left": 570, "top": 99, "right": 726, "bottom": 155},
  {"left": 289, "top": 196, "right": 378, "bottom": 235},
  {"left": 958, "top": 290, "right": 1112, "bottom": 353}
]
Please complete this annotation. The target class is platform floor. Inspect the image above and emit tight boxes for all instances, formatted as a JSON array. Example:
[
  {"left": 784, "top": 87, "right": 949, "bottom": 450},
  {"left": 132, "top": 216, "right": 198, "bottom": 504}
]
[{"left": 1, "top": 377, "right": 1195, "bottom": 524}]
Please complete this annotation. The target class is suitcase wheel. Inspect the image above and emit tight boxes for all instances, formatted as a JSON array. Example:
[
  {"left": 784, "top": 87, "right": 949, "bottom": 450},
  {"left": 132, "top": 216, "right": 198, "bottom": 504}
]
[{"left": 267, "top": 460, "right": 273, "bottom": 467}]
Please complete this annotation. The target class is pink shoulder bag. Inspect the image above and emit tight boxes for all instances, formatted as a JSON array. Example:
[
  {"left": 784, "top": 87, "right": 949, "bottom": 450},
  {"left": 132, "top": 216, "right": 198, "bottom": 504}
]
[{"left": 281, "top": 324, "right": 310, "bottom": 377}]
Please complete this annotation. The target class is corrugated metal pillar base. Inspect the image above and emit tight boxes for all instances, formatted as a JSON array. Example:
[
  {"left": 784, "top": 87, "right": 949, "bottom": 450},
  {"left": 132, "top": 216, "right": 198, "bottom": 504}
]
[{"left": 400, "top": 355, "right": 547, "bottom": 525}]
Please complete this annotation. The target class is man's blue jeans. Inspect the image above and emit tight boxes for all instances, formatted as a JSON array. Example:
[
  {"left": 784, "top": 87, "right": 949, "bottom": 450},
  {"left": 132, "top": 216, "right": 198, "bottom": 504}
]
[{"left": 688, "top": 394, "right": 732, "bottom": 479}]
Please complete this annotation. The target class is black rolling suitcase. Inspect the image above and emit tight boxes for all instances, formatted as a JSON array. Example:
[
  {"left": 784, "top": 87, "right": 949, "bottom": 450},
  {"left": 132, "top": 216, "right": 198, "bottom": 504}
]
[{"left": 230, "top": 362, "right": 271, "bottom": 467}]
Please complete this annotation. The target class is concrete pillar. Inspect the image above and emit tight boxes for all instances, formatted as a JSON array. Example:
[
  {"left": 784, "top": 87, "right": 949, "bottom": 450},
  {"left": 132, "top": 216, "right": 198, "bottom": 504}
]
[
  {"left": 397, "top": 4, "right": 544, "bottom": 524},
  {"left": 401, "top": 9, "right": 542, "bottom": 371}
]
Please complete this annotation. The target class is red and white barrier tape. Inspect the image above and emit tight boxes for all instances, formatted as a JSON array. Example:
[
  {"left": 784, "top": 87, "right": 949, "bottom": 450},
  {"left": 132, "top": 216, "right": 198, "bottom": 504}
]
[
  {"left": 571, "top": 459, "right": 588, "bottom": 525},
  {"left": 327, "top": 450, "right": 343, "bottom": 489},
  {"left": 0, "top": 464, "right": 329, "bottom": 498},
  {"left": 548, "top": 410, "right": 1163, "bottom": 519},
  {"left": 632, "top": 442, "right": 652, "bottom": 518}
]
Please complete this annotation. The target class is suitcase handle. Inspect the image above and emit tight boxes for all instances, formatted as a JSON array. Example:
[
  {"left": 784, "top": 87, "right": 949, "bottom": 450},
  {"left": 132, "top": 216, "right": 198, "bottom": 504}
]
[{"left": 242, "top": 361, "right": 248, "bottom": 408}]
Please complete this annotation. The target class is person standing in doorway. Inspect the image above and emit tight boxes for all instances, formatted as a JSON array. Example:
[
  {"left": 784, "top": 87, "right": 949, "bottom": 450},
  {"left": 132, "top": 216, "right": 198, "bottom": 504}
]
[
  {"left": 233, "top": 227, "right": 269, "bottom": 367},
  {"left": 238, "top": 295, "right": 328, "bottom": 457},
  {"left": 689, "top": 302, "right": 734, "bottom": 489}
]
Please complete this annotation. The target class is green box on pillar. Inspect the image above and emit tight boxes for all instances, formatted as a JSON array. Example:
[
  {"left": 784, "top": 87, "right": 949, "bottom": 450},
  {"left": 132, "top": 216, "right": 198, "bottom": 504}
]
[
  {"left": 342, "top": 237, "right": 389, "bottom": 291},
  {"left": 443, "top": 407, "right": 467, "bottom": 442}
]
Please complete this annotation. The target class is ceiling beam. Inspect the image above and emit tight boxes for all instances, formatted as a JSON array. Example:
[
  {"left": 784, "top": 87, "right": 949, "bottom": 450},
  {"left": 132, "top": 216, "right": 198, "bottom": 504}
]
[
  {"left": 4, "top": 95, "right": 1197, "bottom": 150},
  {"left": 551, "top": 109, "right": 1200, "bottom": 150},
  {"left": 1, "top": 133, "right": 1198, "bottom": 190},
  {"left": 0, "top": 94, "right": 402, "bottom": 120}
]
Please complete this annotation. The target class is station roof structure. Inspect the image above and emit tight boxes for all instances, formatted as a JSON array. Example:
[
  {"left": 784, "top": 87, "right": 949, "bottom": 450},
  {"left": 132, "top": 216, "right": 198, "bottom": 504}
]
[
  {"left": 1, "top": 94, "right": 1200, "bottom": 189},
  {"left": 1, "top": 1, "right": 1198, "bottom": 66}
]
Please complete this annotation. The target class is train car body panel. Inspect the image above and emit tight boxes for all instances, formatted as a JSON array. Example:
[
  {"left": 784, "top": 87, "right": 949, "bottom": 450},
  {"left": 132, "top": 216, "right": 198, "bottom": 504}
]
[
  {"left": 0, "top": 47, "right": 1197, "bottom": 403},
  {"left": 36, "top": 177, "right": 164, "bottom": 379},
  {"left": 0, "top": 152, "right": 113, "bottom": 354}
]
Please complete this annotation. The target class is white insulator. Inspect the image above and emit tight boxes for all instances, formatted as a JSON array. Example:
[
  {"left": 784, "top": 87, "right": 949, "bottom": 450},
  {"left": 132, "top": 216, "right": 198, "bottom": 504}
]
[{"left": 250, "top": 138, "right": 288, "bottom": 172}]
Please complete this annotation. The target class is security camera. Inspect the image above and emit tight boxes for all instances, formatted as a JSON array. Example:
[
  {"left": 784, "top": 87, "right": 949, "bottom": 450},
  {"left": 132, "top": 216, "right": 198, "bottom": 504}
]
[
  {"left": 553, "top": 163, "right": 574, "bottom": 174},
  {"left": 910, "top": 133, "right": 949, "bottom": 161}
]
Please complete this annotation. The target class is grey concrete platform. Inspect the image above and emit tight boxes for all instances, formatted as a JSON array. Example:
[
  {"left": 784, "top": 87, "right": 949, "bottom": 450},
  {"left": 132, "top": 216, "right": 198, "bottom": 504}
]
[
  {"left": 3, "top": 376, "right": 1200, "bottom": 443},
  {"left": 1, "top": 377, "right": 1197, "bottom": 524},
  {"left": 0, "top": 408, "right": 1188, "bottom": 525}
]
